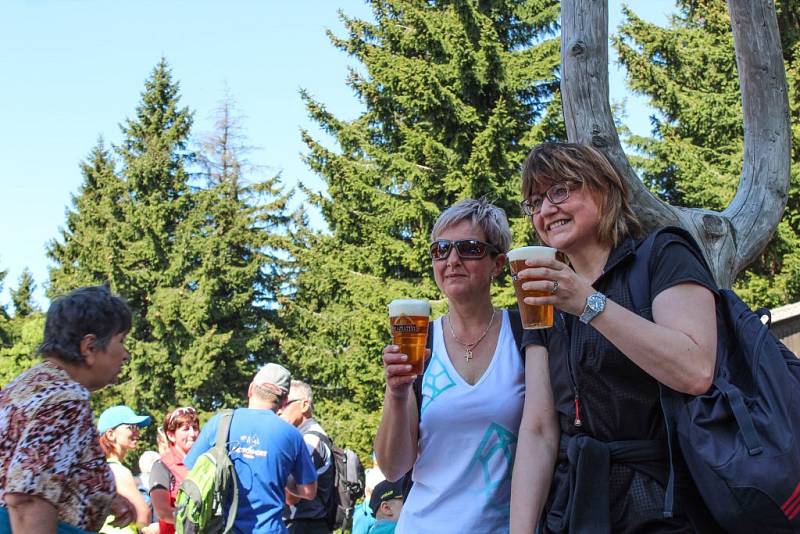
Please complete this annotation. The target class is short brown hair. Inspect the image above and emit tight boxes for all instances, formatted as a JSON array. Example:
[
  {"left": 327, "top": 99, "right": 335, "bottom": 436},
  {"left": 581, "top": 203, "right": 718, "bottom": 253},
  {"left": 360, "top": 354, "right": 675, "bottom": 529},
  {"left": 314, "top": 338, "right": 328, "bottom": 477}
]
[
  {"left": 521, "top": 142, "right": 642, "bottom": 247},
  {"left": 163, "top": 406, "right": 199, "bottom": 436}
]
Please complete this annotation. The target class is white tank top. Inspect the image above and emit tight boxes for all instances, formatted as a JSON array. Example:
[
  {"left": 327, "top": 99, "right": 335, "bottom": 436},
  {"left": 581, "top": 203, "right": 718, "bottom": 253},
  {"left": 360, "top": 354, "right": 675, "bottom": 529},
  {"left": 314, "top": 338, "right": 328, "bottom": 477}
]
[{"left": 397, "top": 310, "right": 525, "bottom": 534}]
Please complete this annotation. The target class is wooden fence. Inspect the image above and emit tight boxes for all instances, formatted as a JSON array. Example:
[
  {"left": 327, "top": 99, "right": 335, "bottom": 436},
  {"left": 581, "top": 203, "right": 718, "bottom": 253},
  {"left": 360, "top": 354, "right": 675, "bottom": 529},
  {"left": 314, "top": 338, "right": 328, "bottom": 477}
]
[{"left": 771, "top": 302, "right": 800, "bottom": 355}]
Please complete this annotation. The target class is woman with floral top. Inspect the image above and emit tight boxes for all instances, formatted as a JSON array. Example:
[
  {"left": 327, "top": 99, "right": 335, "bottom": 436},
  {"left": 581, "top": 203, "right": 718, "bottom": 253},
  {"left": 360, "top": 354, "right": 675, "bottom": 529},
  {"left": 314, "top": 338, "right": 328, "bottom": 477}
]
[{"left": 0, "top": 285, "right": 137, "bottom": 534}]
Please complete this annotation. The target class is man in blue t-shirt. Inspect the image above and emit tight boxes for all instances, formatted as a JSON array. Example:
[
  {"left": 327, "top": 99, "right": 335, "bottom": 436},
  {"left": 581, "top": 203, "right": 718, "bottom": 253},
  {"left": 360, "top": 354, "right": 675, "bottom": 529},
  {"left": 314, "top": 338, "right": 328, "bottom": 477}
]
[{"left": 186, "top": 363, "right": 317, "bottom": 534}]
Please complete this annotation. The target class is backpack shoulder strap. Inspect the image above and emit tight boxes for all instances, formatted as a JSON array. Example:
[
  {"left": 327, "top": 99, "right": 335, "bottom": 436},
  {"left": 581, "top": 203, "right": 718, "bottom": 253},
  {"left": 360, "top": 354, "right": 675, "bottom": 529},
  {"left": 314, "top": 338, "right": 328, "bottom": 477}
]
[
  {"left": 628, "top": 226, "right": 710, "bottom": 521},
  {"left": 215, "top": 409, "right": 234, "bottom": 450},
  {"left": 404, "top": 321, "right": 435, "bottom": 500},
  {"left": 506, "top": 307, "right": 524, "bottom": 361},
  {"left": 628, "top": 227, "right": 680, "bottom": 519},
  {"left": 425, "top": 319, "right": 434, "bottom": 365},
  {"left": 629, "top": 226, "right": 707, "bottom": 316},
  {"left": 306, "top": 429, "right": 333, "bottom": 448},
  {"left": 306, "top": 429, "right": 335, "bottom": 471},
  {"left": 412, "top": 320, "right": 435, "bottom": 419},
  {"left": 216, "top": 409, "right": 238, "bottom": 534},
  {"left": 629, "top": 229, "right": 660, "bottom": 316}
]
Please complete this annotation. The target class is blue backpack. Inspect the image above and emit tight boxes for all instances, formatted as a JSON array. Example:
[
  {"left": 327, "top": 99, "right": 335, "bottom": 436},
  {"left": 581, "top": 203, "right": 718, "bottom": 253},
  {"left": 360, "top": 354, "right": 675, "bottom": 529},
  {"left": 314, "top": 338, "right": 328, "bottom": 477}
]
[{"left": 630, "top": 227, "right": 800, "bottom": 533}]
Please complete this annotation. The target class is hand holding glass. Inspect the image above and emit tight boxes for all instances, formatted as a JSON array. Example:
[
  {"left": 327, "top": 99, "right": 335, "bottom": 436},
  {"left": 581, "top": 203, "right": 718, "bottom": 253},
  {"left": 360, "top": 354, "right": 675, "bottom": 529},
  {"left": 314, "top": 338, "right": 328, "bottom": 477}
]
[
  {"left": 507, "top": 246, "right": 557, "bottom": 329},
  {"left": 388, "top": 299, "right": 431, "bottom": 375}
]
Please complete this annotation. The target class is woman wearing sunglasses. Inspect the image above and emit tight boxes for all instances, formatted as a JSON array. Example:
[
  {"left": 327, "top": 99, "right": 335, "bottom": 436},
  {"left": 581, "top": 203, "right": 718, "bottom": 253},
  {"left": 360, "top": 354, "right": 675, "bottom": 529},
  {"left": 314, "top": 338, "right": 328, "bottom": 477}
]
[
  {"left": 97, "top": 405, "right": 153, "bottom": 534},
  {"left": 148, "top": 407, "right": 200, "bottom": 534},
  {"left": 510, "top": 142, "right": 720, "bottom": 532},
  {"left": 375, "top": 198, "right": 525, "bottom": 533}
]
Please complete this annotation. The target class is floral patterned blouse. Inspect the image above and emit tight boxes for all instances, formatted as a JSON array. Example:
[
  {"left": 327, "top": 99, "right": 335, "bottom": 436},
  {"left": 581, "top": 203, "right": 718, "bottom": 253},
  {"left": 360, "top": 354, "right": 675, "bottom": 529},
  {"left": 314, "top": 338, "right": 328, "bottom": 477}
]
[{"left": 0, "top": 360, "right": 115, "bottom": 531}]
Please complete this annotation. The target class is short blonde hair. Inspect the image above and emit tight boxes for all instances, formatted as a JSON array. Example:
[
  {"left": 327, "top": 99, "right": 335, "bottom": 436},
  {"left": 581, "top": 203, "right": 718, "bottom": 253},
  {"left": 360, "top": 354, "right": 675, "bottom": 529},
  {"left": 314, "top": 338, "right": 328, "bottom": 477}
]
[
  {"left": 521, "top": 142, "right": 642, "bottom": 247},
  {"left": 430, "top": 198, "right": 512, "bottom": 253}
]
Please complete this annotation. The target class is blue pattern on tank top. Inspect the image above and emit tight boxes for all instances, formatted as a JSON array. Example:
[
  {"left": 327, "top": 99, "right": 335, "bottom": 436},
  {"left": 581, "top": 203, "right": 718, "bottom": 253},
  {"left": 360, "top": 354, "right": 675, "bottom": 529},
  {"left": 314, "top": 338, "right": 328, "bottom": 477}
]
[
  {"left": 420, "top": 351, "right": 456, "bottom": 414},
  {"left": 469, "top": 422, "right": 517, "bottom": 516}
]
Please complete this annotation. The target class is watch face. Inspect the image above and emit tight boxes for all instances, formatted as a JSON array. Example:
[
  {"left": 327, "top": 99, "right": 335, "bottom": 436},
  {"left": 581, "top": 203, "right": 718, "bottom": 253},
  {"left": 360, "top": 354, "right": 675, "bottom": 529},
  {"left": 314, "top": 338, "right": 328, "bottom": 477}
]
[{"left": 588, "top": 293, "right": 605, "bottom": 311}]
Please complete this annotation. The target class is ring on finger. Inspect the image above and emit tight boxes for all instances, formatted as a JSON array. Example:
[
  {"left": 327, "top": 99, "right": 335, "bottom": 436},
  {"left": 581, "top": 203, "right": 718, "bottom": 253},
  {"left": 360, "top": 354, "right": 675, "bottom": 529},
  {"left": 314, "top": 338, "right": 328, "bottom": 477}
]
[{"left": 550, "top": 280, "right": 559, "bottom": 295}]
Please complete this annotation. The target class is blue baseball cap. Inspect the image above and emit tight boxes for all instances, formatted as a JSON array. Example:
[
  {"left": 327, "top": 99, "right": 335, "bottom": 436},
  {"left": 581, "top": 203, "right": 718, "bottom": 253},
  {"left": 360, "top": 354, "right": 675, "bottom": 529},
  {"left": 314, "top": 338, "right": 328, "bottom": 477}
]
[{"left": 97, "top": 405, "right": 151, "bottom": 434}]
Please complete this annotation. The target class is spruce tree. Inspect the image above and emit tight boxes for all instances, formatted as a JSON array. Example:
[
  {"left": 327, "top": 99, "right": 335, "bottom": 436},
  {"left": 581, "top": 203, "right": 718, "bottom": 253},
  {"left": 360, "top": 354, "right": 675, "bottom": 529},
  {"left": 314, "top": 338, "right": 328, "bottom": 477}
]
[
  {"left": 49, "top": 59, "right": 194, "bottom": 414},
  {"left": 615, "top": 0, "right": 800, "bottom": 307},
  {"left": 0, "top": 313, "right": 45, "bottom": 386},
  {"left": 162, "top": 97, "right": 293, "bottom": 408},
  {"left": 49, "top": 67, "right": 293, "bottom": 418},
  {"left": 0, "top": 260, "right": 44, "bottom": 386},
  {"left": 10, "top": 269, "right": 38, "bottom": 318},
  {"left": 282, "top": 0, "right": 561, "bottom": 456},
  {"left": 48, "top": 140, "right": 126, "bottom": 291}
]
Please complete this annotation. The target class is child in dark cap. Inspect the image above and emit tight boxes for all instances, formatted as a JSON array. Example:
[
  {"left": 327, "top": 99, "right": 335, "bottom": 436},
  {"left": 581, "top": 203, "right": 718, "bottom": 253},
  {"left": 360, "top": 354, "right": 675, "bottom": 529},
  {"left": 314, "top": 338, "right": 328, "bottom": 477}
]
[{"left": 368, "top": 479, "right": 404, "bottom": 534}]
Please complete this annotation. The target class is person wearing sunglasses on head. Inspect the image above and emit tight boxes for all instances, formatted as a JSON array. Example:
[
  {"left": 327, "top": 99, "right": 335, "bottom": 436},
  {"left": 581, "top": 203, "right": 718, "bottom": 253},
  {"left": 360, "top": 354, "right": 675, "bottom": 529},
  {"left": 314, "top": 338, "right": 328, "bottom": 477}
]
[
  {"left": 510, "top": 142, "right": 721, "bottom": 533},
  {"left": 148, "top": 407, "right": 200, "bottom": 534},
  {"left": 97, "top": 405, "right": 153, "bottom": 534},
  {"left": 375, "top": 198, "right": 525, "bottom": 533}
]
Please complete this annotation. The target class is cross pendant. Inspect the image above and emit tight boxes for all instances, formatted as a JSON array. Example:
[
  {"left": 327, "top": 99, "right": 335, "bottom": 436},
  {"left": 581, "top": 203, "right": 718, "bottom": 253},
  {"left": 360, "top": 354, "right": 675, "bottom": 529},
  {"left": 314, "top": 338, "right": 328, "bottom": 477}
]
[{"left": 465, "top": 349, "right": 473, "bottom": 362}]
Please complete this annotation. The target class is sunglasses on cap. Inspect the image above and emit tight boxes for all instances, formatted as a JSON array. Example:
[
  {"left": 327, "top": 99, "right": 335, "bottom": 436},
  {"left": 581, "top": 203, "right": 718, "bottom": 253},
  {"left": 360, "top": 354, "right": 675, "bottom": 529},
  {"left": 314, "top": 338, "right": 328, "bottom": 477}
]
[
  {"left": 165, "top": 406, "right": 196, "bottom": 426},
  {"left": 429, "top": 239, "right": 500, "bottom": 261}
]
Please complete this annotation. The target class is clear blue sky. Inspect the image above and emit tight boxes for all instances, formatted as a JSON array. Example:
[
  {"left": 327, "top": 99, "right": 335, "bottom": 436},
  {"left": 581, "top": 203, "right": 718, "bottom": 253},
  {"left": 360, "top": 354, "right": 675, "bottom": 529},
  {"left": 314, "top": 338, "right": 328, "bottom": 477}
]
[{"left": 0, "top": 1, "right": 676, "bottom": 308}]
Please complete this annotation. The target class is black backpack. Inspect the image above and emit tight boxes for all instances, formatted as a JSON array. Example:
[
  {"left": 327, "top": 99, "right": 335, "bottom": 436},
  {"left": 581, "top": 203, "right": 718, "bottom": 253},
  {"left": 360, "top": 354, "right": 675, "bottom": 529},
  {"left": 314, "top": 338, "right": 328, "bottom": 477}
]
[
  {"left": 630, "top": 227, "right": 800, "bottom": 533},
  {"left": 307, "top": 430, "right": 365, "bottom": 531}
]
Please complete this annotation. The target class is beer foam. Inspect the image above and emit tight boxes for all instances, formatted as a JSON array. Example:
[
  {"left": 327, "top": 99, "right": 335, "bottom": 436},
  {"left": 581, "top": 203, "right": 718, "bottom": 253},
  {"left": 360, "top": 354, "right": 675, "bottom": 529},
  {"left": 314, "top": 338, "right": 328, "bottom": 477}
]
[
  {"left": 388, "top": 299, "right": 431, "bottom": 317},
  {"left": 507, "top": 246, "right": 557, "bottom": 262}
]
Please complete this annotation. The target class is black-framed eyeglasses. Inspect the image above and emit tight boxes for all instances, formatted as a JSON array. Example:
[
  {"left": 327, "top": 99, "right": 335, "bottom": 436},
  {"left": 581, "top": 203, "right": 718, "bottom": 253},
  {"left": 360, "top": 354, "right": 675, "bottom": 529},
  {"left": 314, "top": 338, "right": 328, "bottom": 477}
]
[
  {"left": 521, "top": 182, "right": 576, "bottom": 216},
  {"left": 429, "top": 239, "right": 500, "bottom": 261},
  {"left": 285, "top": 398, "right": 303, "bottom": 406}
]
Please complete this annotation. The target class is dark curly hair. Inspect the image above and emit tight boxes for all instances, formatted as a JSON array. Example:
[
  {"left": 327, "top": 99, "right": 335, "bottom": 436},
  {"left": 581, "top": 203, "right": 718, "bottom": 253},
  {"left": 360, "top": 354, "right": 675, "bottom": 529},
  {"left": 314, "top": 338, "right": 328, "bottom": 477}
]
[{"left": 38, "top": 285, "right": 132, "bottom": 363}]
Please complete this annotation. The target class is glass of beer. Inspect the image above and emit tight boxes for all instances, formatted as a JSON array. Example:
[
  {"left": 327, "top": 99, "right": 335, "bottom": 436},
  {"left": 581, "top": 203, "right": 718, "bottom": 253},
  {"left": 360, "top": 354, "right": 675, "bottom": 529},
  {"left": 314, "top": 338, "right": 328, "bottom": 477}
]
[
  {"left": 507, "top": 246, "right": 557, "bottom": 329},
  {"left": 388, "top": 299, "right": 431, "bottom": 375}
]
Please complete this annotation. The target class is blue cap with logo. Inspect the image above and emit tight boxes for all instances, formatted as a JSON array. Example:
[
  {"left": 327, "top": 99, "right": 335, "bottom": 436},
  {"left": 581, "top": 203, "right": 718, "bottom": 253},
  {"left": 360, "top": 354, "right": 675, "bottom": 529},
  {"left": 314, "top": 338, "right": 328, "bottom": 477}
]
[{"left": 97, "top": 405, "right": 151, "bottom": 434}]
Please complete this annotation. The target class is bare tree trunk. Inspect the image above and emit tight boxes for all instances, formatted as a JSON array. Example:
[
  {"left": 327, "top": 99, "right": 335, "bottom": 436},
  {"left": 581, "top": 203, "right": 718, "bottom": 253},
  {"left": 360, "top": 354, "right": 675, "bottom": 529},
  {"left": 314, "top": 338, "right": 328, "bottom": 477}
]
[{"left": 560, "top": 0, "right": 791, "bottom": 288}]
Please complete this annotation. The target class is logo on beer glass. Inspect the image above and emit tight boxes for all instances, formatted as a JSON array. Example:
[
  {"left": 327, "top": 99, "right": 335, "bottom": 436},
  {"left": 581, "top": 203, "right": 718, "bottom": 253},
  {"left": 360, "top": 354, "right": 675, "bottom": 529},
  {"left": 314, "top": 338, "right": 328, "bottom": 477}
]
[
  {"left": 507, "top": 246, "right": 556, "bottom": 329},
  {"left": 391, "top": 317, "right": 421, "bottom": 334},
  {"left": 388, "top": 299, "right": 431, "bottom": 376}
]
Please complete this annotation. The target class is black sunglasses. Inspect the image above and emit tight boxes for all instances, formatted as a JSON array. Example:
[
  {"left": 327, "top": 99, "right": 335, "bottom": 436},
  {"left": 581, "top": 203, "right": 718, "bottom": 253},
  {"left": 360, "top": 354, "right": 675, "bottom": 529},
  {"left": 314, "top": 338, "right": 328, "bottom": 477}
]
[{"left": 429, "top": 239, "right": 500, "bottom": 261}]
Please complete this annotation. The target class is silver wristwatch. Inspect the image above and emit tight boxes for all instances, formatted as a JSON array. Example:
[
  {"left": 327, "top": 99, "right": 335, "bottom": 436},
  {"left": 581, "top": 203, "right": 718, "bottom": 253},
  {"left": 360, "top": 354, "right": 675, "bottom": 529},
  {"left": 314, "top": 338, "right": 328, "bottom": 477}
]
[{"left": 579, "top": 292, "right": 607, "bottom": 324}]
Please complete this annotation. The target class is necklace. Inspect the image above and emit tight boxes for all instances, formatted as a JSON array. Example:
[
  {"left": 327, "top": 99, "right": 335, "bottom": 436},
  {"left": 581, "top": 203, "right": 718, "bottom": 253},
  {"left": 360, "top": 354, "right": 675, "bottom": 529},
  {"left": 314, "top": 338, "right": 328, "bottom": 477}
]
[{"left": 447, "top": 308, "right": 497, "bottom": 362}]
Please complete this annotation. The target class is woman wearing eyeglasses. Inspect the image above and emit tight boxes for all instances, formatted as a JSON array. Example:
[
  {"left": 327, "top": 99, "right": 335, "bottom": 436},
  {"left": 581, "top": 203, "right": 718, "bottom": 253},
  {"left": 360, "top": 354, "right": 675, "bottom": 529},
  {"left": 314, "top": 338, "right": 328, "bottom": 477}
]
[
  {"left": 97, "top": 405, "right": 153, "bottom": 534},
  {"left": 148, "top": 407, "right": 200, "bottom": 534},
  {"left": 510, "top": 142, "right": 720, "bottom": 533},
  {"left": 375, "top": 198, "right": 525, "bottom": 533}
]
